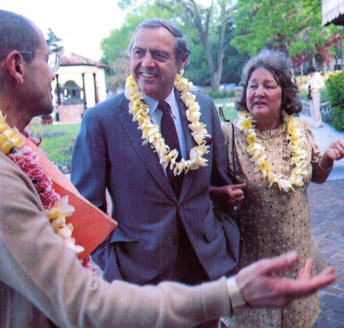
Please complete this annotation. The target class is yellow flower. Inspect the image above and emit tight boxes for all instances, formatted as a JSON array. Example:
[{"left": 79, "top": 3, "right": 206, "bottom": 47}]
[
  {"left": 256, "top": 158, "right": 269, "bottom": 172},
  {"left": 124, "top": 73, "right": 211, "bottom": 175},
  {"left": 238, "top": 118, "right": 252, "bottom": 130},
  {"left": 0, "top": 123, "right": 7, "bottom": 133},
  {"left": 238, "top": 110, "right": 307, "bottom": 192},
  {"left": 246, "top": 131, "right": 256, "bottom": 145},
  {"left": 1, "top": 140, "right": 13, "bottom": 154}
]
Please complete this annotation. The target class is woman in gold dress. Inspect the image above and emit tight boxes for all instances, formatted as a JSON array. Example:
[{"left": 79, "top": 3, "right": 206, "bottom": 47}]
[{"left": 220, "top": 50, "right": 344, "bottom": 327}]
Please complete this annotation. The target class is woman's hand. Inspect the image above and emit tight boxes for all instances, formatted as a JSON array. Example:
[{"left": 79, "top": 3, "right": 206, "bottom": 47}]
[
  {"left": 323, "top": 139, "right": 344, "bottom": 162},
  {"left": 312, "top": 139, "right": 344, "bottom": 183},
  {"left": 209, "top": 183, "right": 246, "bottom": 208}
]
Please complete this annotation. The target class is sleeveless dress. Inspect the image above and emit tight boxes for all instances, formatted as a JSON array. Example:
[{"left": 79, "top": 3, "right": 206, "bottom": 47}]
[{"left": 222, "top": 117, "right": 325, "bottom": 328}]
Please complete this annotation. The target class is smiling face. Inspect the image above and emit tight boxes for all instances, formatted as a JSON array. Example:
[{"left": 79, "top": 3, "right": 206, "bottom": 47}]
[
  {"left": 246, "top": 67, "right": 282, "bottom": 130},
  {"left": 130, "top": 27, "right": 185, "bottom": 101}
]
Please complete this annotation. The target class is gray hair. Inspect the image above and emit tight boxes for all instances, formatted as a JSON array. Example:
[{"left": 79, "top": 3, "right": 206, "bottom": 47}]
[
  {"left": 236, "top": 49, "right": 302, "bottom": 114},
  {"left": 0, "top": 10, "right": 41, "bottom": 63},
  {"left": 127, "top": 18, "right": 191, "bottom": 66}
]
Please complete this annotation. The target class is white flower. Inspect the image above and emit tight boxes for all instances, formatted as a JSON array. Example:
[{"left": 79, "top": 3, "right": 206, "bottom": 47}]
[
  {"left": 237, "top": 110, "right": 307, "bottom": 192},
  {"left": 124, "top": 74, "right": 210, "bottom": 176}
]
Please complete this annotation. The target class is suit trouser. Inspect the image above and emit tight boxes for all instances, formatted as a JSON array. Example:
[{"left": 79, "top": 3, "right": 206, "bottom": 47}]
[
  {"left": 172, "top": 217, "right": 219, "bottom": 328},
  {"left": 309, "top": 91, "right": 322, "bottom": 127},
  {"left": 171, "top": 215, "right": 209, "bottom": 284}
]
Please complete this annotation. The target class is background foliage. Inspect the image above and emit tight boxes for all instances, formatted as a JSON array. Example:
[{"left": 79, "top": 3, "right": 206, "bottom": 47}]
[
  {"left": 325, "top": 72, "right": 344, "bottom": 130},
  {"left": 100, "top": 0, "right": 343, "bottom": 92}
]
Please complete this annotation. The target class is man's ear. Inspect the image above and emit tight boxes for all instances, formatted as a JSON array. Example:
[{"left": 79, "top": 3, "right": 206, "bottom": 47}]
[
  {"left": 178, "top": 57, "right": 188, "bottom": 73},
  {"left": 5, "top": 51, "right": 25, "bottom": 84}
]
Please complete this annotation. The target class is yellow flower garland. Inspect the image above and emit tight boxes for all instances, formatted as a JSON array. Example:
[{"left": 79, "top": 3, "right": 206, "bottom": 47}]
[
  {"left": 124, "top": 73, "right": 210, "bottom": 175},
  {"left": 0, "top": 111, "right": 83, "bottom": 254},
  {"left": 237, "top": 111, "right": 308, "bottom": 192}
]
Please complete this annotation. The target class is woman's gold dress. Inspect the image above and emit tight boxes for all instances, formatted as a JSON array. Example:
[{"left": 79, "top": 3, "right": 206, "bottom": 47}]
[{"left": 222, "top": 117, "right": 325, "bottom": 328}]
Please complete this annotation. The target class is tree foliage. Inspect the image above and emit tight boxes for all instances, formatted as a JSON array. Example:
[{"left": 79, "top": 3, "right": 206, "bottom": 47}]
[
  {"left": 231, "top": 0, "right": 343, "bottom": 74},
  {"left": 101, "top": 4, "right": 172, "bottom": 64},
  {"left": 155, "top": 0, "right": 236, "bottom": 90},
  {"left": 46, "top": 28, "right": 64, "bottom": 53},
  {"left": 102, "top": 0, "right": 244, "bottom": 91},
  {"left": 106, "top": 50, "right": 130, "bottom": 92}
]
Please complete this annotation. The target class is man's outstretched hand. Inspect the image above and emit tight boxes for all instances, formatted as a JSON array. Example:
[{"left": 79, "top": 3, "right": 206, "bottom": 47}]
[{"left": 235, "top": 251, "right": 336, "bottom": 308}]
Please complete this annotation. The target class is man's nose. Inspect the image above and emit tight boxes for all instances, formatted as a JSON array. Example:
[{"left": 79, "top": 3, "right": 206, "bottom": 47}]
[{"left": 142, "top": 52, "right": 154, "bottom": 67}]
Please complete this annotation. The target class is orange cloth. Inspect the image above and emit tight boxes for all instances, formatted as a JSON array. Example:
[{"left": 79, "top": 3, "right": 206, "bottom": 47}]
[{"left": 23, "top": 137, "right": 116, "bottom": 259}]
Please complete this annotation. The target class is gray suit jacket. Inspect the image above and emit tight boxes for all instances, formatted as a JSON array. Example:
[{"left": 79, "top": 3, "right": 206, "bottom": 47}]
[{"left": 71, "top": 91, "right": 239, "bottom": 284}]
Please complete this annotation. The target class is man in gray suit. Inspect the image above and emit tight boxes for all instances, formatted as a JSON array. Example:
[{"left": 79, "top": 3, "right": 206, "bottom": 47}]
[{"left": 71, "top": 19, "right": 242, "bottom": 287}]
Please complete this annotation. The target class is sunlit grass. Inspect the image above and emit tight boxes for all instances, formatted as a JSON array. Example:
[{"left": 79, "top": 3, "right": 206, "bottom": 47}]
[{"left": 27, "top": 121, "right": 80, "bottom": 165}]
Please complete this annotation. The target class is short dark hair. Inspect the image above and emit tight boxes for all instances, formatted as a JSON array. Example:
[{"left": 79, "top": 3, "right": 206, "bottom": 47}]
[
  {"left": 236, "top": 49, "right": 302, "bottom": 115},
  {"left": 128, "top": 18, "right": 191, "bottom": 66},
  {"left": 0, "top": 10, "right": 41, "bottom": 63}
]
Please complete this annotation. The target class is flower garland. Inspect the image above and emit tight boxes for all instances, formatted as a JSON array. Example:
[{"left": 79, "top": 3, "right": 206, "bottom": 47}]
[
  {"left": 236, "top": 111, "right": 308, "bottom": 192},
  {"left": 0, "top": 111, "right": 84, "bottom": 254},
  {"left": 124, "top": 72, "right": 210, "bottom": 175}
]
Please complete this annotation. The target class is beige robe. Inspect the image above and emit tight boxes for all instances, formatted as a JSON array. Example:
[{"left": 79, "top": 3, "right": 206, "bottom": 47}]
[{"left": 0, "top": 151, "right": 231, "bottom": 328}]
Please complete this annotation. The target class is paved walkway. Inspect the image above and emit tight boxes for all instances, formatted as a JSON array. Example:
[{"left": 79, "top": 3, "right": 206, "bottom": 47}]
[
  {"left": 303, "top": 114, "right": 344, "bottom": 327},
  {"left": 310, "top": 180, "right": 344, "bottom": 327},
  {"left": 300, "top": 114, "right": 344, "bottom": 180}
]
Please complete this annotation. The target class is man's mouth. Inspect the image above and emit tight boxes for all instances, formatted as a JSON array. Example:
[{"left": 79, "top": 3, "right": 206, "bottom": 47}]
[{"left": 140, "top": 72, "right": 158, "bottom": 79}]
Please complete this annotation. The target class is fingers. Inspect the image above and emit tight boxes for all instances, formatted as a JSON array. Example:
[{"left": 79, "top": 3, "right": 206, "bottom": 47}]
[
  {"left": 236, "top": 254, "right": 336, "bottom": 309},
  {"left": 334, "top": 140, "right": 344, "bottom": 159},
  {"left": 298, "top": 258, "right": 313, "bottom": 280},
  {"left": 328, "top": 140, "right": 344, "bottom": 160},
  {"left": 230, "top": 184, "right": 245, "bottom": 198},
  {"left": 255, "top": 251, "right": 299, "bottom": 276},
  {"left": 231, "top": 183, "right": 246, "bottom": 190},
  {"left": 225, "top": 184, "right": 245, "bottom": 207},
  {"left": 285, "top": 267, "right": 336, "bottom": 299}
]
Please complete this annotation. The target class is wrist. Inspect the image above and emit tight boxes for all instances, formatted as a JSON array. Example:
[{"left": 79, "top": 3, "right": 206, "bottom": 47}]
[
  {"left": 318, "top": 156, "right": 333, "bottom": 172},
  {"left": 226, "top": 276, "right": 246, "bottom": 314}
]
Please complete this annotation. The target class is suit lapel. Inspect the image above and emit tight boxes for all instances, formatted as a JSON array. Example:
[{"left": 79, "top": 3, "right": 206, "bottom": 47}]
[
  {"left": 175, "top": 90, "right": 198, "bottom": 198},
  {"left": 118, "top": 97, "right": 176, "bottom": 199},
  {"left": 175, "top": 90, "right": 195, "bottom": 157}
]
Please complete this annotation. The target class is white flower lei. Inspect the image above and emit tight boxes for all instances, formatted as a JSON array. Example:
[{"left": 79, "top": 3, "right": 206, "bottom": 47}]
[
  {"left": 124, "top": 73, "right": 210, "bottom": 175},
  {"left": 237, "top": 111, "right": 308, "bottom": 192}
]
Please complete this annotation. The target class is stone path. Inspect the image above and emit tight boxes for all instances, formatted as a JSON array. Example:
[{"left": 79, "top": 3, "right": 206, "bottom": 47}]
[
  {"left": 310, "top": 179, "right": 344, "bottom": 328},
  {"left": 297, "top": 113, "right": 344, "bottom": 327}
]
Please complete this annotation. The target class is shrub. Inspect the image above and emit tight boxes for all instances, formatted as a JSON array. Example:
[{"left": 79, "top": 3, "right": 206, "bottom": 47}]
[
  {"left": 326, "top": 72, "right": 344, "bottom": 108},
  {"left": 331, "top": 107, "right": 344, "bottom": 131},
  {"left": 228, "top": 89, "right": 236, "bottom": 98},
  {"left": 326, "top": 72, "right": 344, "bottom": 131},
  {"left": 209, "top": 89, "right": 230, "bottom": 99}
]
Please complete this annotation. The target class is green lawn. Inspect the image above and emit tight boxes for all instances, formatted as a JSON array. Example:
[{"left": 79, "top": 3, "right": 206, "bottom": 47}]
[
  {"left": 215, "top": 97, "right": 238, "bottom": 122},
  {"left": 27, "top": 122, "right": 80, "bottom": 167},
  {"left": 26, "top": 99, "right": 237, "bottom": 171}
]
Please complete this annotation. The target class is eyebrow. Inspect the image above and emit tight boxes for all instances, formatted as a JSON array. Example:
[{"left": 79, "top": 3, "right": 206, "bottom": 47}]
[{"left": 249, "top": 78, "right": 277, "bottom": 83}]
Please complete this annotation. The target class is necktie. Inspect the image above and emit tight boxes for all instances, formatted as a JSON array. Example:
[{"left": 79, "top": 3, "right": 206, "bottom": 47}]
[{"left": 158, "top": 101, "right": 183, "bottom": 196}]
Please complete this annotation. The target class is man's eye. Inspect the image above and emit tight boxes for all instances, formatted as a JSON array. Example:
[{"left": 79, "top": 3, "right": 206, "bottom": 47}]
[
  {"left": 133, "top": 49, "right": 144, "bottom": 56},
  {"left": 152, "top": 52, "right": 168, "bottom": 60}
]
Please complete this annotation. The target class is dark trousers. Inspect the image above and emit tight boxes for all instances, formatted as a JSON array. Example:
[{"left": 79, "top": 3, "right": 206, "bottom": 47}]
[{"left": 172, "top": 218, "right": 219, "bottom": 328}]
